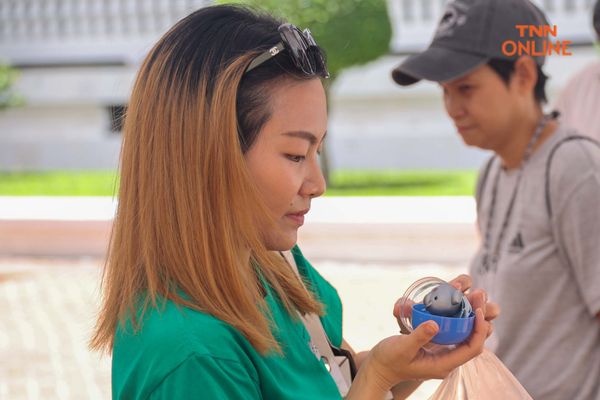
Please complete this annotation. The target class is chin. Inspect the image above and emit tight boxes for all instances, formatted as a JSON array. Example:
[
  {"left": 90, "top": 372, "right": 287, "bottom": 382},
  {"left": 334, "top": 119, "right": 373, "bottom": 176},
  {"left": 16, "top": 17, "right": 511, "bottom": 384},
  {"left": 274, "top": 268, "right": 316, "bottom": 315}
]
[
  {"left": 264, "top": 230, "right": 298, "bottom": 252},
  {"left": 460, "top": 135, "right": 486, "bottom": 150}
]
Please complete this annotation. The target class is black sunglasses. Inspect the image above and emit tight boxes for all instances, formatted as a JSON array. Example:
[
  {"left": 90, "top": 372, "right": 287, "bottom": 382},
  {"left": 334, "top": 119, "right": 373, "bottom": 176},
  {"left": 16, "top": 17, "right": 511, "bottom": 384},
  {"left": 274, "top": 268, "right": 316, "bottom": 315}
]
[{"left": 245, "top": 23, "right": 329, "bottom": 78}]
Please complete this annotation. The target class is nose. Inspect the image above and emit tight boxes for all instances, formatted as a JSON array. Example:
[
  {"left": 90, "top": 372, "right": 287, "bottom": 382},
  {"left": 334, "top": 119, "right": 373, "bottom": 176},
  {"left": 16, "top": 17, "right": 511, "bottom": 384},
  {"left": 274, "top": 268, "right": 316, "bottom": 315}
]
[{"left": 301, "top": 156, "right": 326, "bottom": 198}]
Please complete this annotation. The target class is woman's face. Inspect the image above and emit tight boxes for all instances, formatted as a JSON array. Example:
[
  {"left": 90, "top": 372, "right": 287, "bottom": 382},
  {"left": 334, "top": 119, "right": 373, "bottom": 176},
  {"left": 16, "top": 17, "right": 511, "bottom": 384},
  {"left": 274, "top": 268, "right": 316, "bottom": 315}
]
[{"left": 245, "top": 78, "right": 327, "bottom": 251}]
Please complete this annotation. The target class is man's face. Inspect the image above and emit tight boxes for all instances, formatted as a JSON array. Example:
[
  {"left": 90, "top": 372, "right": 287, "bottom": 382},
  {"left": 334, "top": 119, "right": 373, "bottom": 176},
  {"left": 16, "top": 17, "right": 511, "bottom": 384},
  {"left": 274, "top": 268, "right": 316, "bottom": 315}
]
[{"left": 440, "top": 64, "right": 521, "bottom": 151}]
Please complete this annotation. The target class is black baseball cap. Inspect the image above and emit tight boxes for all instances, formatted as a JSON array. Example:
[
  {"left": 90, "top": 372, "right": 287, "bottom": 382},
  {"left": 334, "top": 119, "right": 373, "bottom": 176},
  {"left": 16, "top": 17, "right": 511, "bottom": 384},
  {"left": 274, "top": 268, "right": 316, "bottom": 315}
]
[{"left": 392, "top": 0, "right": 549, "bottom": 86}]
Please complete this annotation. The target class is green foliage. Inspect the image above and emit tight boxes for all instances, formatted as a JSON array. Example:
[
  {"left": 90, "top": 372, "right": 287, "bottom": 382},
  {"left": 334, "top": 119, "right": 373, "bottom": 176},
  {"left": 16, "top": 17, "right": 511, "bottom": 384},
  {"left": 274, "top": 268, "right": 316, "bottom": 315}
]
[
  {"left": 0, "top": 171, "right": 119, "bottom": 196},
  {"left": 0, "top": 64, "right": 23, "bottom": 110},
  {"left": 326, "top": 170, "right": 477, "bottom": 196},
  {"left": 218, "top": 0, "right": 392, "bottom": 79},
  {"left": 0, "top": 170, "right": 476, "bottom": 197}
]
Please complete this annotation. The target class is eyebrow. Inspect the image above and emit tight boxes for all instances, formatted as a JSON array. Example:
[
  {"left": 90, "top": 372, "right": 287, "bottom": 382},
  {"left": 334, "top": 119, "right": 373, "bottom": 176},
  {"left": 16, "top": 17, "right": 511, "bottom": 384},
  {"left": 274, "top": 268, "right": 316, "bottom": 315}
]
[
  {"left": 282, "top": 130, "right": 327, "bottom": 145},
  {"left": 441, "top": 77, "right": 472, "bottom": 91}
]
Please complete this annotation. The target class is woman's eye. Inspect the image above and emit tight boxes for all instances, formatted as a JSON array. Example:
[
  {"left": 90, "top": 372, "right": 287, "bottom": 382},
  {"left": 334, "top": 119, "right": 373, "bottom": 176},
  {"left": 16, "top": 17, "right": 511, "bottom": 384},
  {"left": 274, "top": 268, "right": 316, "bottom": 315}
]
[
  {"left": 459, "top": 84, "right": 473, "bottom": 93},
  {"left": 286, "top": 154, "right": 305, "bottom": 163}
]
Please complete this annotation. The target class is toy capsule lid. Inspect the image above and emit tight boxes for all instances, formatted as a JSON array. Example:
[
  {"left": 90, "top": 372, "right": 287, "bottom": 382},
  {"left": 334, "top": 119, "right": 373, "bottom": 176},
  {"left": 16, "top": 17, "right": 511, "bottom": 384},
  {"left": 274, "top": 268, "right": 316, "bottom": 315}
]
[{"left": 398, "top": 276, "right": 446, "bottom": 334}]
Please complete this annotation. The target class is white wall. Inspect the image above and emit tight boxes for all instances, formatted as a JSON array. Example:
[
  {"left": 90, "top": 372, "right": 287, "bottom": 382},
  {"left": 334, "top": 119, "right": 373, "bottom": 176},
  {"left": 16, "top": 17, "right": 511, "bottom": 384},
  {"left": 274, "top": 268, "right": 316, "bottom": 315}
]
[
  {"left": 0, "top": 66, "right": 136, "bottom": 170},
  {"left": 0, "top": 0, "right": 598, "bottom": 171}
]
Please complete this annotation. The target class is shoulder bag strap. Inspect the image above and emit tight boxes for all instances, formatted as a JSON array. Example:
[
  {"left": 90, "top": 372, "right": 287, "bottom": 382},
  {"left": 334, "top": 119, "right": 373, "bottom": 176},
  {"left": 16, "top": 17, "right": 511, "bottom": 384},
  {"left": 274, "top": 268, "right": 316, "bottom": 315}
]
[
  {"left": 545, "top": 134, "right": 600, "bottom": 218},
  {"left": 281, "top": 251, "right": 352, "bottom": 396}
]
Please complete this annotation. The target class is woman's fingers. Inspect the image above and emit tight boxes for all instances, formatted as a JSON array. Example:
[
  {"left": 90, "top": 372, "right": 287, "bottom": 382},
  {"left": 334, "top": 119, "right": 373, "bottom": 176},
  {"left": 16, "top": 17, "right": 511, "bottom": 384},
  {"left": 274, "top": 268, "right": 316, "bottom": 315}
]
[
  {"left": 466, "top": 288, "right": 500, "bottom": 321},
  {"left": 393, "top": 297, "right": 414, "bottom": 320},
  {"left": 370, "top": 308, "right": 490, "bottom": 384},
  {"left": 393, "top": 297, "right": 416, "bottom": 334},
  {"left": 484, "top": 302, "right": 500, "bottom": 321},
  {"left": 403, "top": 321, "right": 439, "bottom": 359},
  {"left": 466, "top": 289, "right": 487, "bottom": 319},
  {"left": 466, "top": 289, "right": 486, "bottom": 310},
  {"left": 486, "top": 322, "right": 494, "bottom": 338},
  {"left": 449, "top": 274, "right": 472, "bottom": 292},
  {"left": 454, "top": 307, "right": 487, "bottom": 358},
  {"left": 424, "top": 308, "right": 488, "bottom": 375}
]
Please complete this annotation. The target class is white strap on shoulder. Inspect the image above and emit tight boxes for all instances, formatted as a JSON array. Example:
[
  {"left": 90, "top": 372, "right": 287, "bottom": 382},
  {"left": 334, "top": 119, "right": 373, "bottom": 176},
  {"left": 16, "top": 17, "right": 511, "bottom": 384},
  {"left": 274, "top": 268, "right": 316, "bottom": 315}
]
[{"left": 281, "top": 251, "right": 351, "bottom": 397}]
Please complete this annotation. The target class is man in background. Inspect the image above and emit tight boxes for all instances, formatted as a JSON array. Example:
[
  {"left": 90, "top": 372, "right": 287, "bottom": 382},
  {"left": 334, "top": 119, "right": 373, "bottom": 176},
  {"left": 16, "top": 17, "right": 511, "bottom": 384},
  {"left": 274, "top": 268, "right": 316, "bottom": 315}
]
[{"left": 391, "top": 0, "right": 600, "bottom": 399}]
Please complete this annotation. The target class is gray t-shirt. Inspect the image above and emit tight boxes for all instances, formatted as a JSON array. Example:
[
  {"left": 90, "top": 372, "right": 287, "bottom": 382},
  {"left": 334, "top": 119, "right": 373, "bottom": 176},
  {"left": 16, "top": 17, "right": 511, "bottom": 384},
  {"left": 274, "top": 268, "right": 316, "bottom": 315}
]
[{"left": 470, "top": 124, "right": 600, "bottom": 400}]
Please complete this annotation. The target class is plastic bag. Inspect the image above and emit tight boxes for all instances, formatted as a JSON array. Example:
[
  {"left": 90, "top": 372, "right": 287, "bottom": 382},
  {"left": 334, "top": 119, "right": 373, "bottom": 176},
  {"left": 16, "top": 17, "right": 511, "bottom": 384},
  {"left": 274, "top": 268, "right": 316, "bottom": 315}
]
[{"left": 429, "top": 348, "right": 532, "bottom": 399}]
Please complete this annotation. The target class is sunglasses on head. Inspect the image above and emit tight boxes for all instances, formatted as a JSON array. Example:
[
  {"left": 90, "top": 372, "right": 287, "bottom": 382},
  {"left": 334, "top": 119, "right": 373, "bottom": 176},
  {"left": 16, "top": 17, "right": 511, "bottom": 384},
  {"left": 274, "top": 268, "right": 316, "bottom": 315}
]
[{"left": 245, "top": 23, "right": 329, "bottom": 78}]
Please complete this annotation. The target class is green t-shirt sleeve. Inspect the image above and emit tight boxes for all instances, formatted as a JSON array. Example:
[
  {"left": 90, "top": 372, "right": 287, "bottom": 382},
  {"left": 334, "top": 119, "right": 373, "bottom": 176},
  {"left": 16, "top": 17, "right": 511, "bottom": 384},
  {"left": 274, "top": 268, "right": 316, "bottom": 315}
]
[
  {"left": 148, "top": 354, "right": 262, "bottom": 400},
  {"left": 291, "top": 245, "right": 344, "bottom": 347}
]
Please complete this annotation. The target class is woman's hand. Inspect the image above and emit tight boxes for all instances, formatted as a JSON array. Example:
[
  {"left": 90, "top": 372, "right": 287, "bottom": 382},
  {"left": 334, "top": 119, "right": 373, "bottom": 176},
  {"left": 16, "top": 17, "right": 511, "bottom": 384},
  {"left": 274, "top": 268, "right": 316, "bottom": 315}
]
[
  {"left": 347, "top": 274, "right": 499, "bottom": 399},
  {"left": 346, "top": 307, "right": 489, "bottom": 399}
]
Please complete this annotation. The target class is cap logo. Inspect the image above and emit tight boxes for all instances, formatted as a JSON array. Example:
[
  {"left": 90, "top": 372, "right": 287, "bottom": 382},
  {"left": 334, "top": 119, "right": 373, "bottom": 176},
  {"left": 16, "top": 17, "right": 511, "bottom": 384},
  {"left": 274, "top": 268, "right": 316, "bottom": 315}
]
[
  {"left": 434, "top": 0, "right": 468, "bottom": 39},
  {"left": 501, "top": 25, "right": 572, "bottom": 58}
]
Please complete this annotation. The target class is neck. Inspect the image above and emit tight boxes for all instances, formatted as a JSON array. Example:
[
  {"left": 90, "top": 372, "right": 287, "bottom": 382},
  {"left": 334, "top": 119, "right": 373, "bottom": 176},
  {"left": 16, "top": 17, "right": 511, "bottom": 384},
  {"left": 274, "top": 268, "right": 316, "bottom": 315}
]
[{"left": 496, "top": 110, "right": 556, "bottom": 170}]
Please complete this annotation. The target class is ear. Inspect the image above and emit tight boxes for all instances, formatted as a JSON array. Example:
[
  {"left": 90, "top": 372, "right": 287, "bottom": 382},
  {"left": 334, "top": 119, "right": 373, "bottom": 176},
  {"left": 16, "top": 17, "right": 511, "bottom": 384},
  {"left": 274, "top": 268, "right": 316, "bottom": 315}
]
[
  {"left": 512, "top": 56, "right": 538, "bottom": 96},
  {"left": 451, "top": 290, "right": 462, "bottom": 305},
  {"left": 424, "top": 293, "right": 432, "bottom": 307}
]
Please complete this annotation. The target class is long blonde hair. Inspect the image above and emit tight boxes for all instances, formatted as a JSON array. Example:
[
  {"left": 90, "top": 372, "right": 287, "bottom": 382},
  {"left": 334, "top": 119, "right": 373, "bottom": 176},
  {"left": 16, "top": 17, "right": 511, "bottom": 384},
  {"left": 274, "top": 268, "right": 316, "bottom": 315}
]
[{"left": 91, "top": 5, "right": 323, "bottom": 355}]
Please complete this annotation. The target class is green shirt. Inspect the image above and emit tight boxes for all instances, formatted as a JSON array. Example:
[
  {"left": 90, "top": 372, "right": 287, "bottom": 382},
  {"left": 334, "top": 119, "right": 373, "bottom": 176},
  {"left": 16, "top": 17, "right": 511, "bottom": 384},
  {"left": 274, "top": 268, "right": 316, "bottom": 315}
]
[{"left": 112, "top": 246, "right": 344, "bottom": 399}]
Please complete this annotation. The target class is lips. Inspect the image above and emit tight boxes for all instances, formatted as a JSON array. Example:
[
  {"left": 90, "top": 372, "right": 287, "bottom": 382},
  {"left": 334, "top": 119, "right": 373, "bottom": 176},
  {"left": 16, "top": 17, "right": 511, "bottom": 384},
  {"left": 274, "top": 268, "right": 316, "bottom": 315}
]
[
  {"left": 456, "top": 125, "right": 475, "bottom": 133},
  {"left": 285, "top": 209, "right": 309, "bottom": 225}
]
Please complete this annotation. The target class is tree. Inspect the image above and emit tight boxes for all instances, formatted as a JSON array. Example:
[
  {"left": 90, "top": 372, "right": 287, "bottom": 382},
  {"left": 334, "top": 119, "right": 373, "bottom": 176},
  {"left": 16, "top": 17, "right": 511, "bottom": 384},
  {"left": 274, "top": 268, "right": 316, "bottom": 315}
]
[
  {"left": 218, "top": 0, "right": 392, "bottom": 182},
  {"left": 0, "top": 64, "right": 23, "bottom": 111}
]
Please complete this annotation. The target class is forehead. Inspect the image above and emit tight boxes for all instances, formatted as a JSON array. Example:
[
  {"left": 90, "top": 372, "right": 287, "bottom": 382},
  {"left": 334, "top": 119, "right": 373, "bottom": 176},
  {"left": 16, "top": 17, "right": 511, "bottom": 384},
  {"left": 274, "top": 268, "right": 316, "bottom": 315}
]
[
  {"left": 264, "top": 78, "right": 327, "bottom": 134},
  {"left": 441, "top": 64, "right": 501, "bottom": 87}
]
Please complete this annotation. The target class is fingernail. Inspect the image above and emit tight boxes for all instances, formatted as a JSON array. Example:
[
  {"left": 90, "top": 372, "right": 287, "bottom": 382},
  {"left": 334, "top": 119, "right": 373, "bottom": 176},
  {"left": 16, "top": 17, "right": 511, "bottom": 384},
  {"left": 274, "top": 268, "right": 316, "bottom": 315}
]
[{"left": 425, "top": 322, "right": 438, "bottom": 335}]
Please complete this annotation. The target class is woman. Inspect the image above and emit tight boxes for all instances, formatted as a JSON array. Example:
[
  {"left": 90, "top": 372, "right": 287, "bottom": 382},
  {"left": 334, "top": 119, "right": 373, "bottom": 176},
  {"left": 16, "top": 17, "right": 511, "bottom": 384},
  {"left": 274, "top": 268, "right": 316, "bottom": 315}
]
[{"left": 91, "top": 5, "right": 495, "bottom": 399}]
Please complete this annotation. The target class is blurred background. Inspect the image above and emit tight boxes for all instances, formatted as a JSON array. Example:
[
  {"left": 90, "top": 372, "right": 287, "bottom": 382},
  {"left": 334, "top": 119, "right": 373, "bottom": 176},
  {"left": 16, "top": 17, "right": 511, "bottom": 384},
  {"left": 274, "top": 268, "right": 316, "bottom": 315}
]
[{"left": 0, "top": 0, "right": 598, "bottom": 398}]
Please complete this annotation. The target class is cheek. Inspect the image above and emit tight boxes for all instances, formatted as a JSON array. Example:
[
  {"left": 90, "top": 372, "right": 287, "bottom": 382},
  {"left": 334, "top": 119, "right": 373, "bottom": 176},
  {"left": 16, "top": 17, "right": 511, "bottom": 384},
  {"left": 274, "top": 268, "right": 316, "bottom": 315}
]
[
  {"left": 469, "top": 94, "right": 502, "bottom": 128},
  {"left": 253, "top": 163, "right": 301, "bottom": 213}
]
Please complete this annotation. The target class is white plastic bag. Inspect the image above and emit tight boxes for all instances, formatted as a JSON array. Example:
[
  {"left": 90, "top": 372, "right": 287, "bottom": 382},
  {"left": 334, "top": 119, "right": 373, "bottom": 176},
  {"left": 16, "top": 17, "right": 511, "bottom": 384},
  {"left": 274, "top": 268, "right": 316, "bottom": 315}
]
[{"left": 429, "top": 348, "right": 532, "bottom": 400}]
